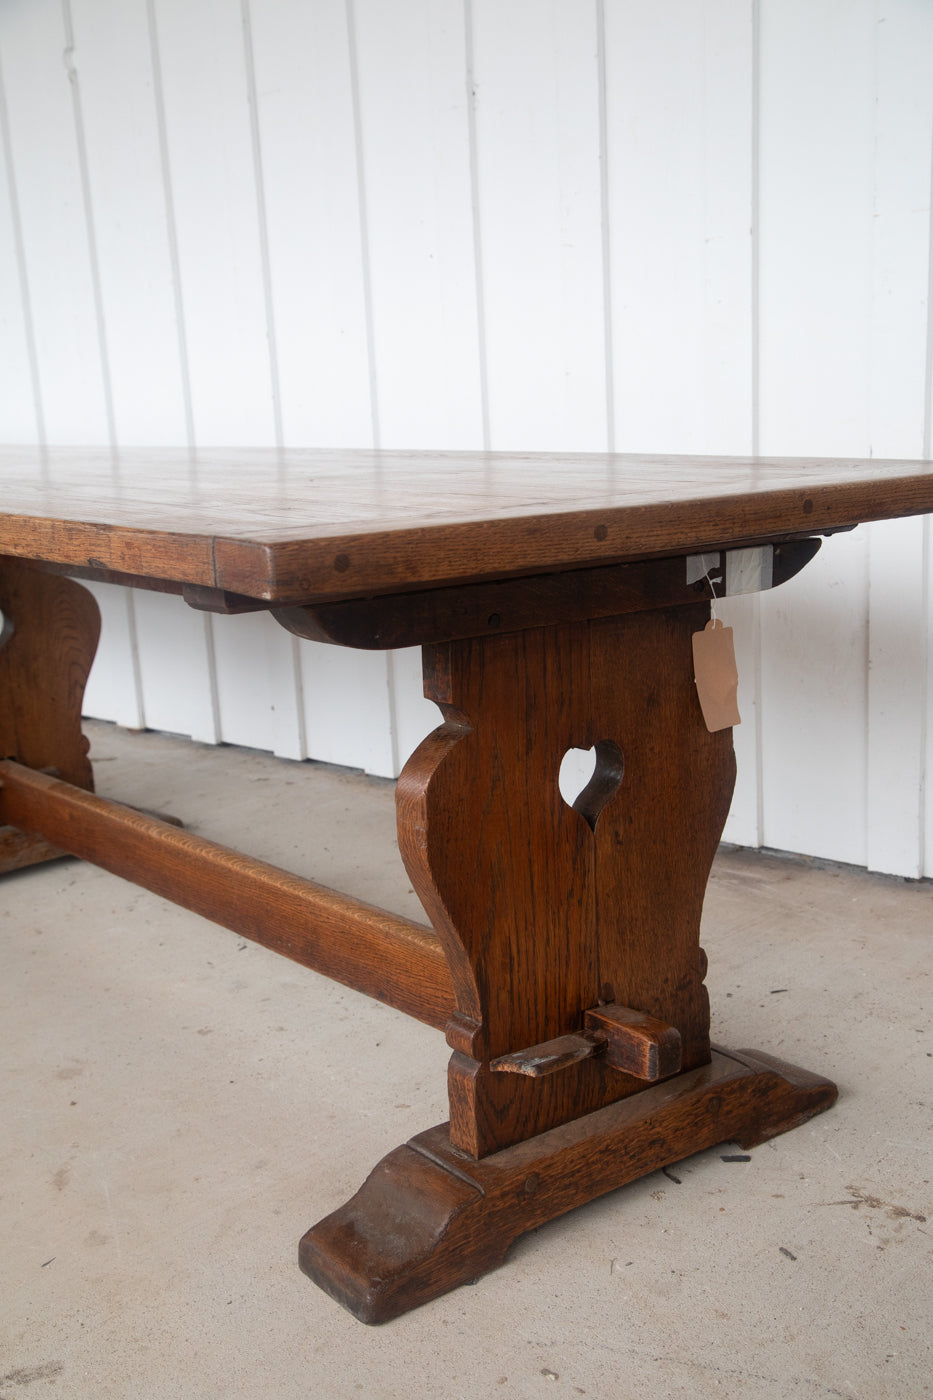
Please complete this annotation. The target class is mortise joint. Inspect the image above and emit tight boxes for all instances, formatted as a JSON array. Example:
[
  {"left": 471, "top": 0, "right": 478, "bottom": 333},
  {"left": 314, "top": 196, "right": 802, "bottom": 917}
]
[
  {"left": 583, "top": 1005, "right": 682, "bottom": 1081},
  {"left": 489, "top": 1005, "right": 682, "bottom": 1083}
]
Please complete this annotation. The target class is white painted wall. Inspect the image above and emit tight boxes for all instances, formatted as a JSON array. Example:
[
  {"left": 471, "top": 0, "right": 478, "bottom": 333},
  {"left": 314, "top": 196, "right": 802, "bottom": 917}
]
[{"left": 1, "top": 0, "right": 930, "bottom": 877}]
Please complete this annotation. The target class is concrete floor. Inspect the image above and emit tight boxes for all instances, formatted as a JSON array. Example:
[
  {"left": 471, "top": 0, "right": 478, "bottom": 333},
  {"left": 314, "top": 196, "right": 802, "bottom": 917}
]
[{"left": 1, "top": 721, "right": 931, "bottom": 1400}]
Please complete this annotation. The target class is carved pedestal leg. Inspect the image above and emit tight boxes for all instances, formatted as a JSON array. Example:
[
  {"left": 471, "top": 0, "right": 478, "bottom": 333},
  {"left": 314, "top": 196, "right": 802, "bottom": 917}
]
[
  {"left": 301, "top": 603, "right": 838, "bottom": 1321},
  {"left": 398, "top": 605, "right": 734, "bottom": 1156},
  {"left": 0, "top": 558, "right": 100, "bottom": 873}
]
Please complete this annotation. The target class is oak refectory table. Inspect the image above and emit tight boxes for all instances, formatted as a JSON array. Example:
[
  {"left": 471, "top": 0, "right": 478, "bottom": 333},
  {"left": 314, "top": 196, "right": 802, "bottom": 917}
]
[{"left": 2, "top": 448, "right": 932, "bottom": 1324}]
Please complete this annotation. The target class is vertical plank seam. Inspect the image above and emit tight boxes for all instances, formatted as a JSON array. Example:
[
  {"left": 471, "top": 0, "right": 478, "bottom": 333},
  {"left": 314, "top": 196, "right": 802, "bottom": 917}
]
[
  {"left": 387, "top": 650, "right": 403, "bottom": 779},
  {"left": 355, "top": 0, "right": 395, "bottom": 767},
  {"left": 200, "top": 610, "right": 222, "bottom": 746},
  {"left": 124, "top": 589, "right": 146, "bottom": 730},
  {"left": 866, "top": 0, "right": 880, "bottom": 461},
  {"left": 145, "top": 0, "right": 196, "bottom": 451},
  {"left": 289, "top": 634, "right": 308, "bottom": 761},
  {"left": 595, "top": 0, "right": 615, "bottom": 453},
  {"left": 463, "top": 0, "right": 491, "bottom": 450},
  {"left": 240, "top": 0, "right": 302, "bottom": 755},
  {"left": 61, "top": 0, "right": 145, "bottom": 735},
  {"left": 750, "top": 0, "right": 760, "bottom": 459},
  {"left": 240, "top": 0, "right": 284, "bottom": 451},
  {"left": 345, "top": 0, "right": 380, "bottom": 449},
  {"left": 60, "top": 0, "right": 117, "bottom": 450},
  {"left": 0, "top": 50, "right": 46, "bottom": 448},
  {"left": 924, "top": 79, "right": 933, "bottom": 467},
  {"left": 751, "top": 0, "right": 764, "bottom": 848},
  {"left": 864, "top": 0, "right": 884, "bottom": 872},
  {"left": 345, "top": 0, "right": 387, "bottom": 775},
  {"left": 146, "top": 0, "right": 220, "bottom": 745},
  {"left": 921, "top": 516, "right": 931, "bottom": 877},
  {"left": 920, "top": 85, "right": 933, "bottom": 875}
]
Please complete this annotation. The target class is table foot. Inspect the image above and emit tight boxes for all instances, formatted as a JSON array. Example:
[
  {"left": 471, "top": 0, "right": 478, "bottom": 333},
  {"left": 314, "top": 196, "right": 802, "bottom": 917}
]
[{"left": 300, "top": 1046, "right": 837, "bottom": 1323}]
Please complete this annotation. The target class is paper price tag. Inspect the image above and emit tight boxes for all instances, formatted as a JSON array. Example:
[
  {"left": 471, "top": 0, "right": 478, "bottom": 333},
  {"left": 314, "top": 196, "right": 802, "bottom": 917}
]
[{"left": 692, "top": 619, "right": 741, "bottom": 733}]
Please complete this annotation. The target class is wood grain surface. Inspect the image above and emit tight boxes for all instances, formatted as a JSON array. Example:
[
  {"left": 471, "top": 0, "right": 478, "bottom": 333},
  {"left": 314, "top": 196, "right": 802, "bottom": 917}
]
[
  {"left": 0, "top": 759, "right": 453, "bottom": 1030},
  {"left": 1, "top": 448, "right": 932, "bottom": 601},
  {"left": 397, "top": 602, "right": 735, "bottom": 1157},
  {"left": 300, "top": 1046, "right": 838, "bottom": 1323},
  {"left": 0, "top": 559, "right": 99, "bottom": 872}
]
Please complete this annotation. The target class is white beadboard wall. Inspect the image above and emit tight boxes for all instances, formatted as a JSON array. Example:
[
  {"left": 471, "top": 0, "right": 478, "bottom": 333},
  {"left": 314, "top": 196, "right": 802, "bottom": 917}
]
[{"left": 0, "top": 0, "right": 931, "bottom": 878}]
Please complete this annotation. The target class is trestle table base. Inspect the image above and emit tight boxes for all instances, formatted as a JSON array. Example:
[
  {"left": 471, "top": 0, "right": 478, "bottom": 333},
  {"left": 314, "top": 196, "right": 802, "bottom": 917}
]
[
  {"left": 300, "top": 1047, "right": 837, "bottom": 1324},
  {"left": 0, "top": 550, "right": 842, "bottom": 1324}
]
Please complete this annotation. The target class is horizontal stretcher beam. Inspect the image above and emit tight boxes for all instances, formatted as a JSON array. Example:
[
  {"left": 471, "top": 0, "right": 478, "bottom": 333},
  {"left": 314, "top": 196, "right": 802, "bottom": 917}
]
[{"left": 0, "top": 760, "right": 454, "bottom": 1032}]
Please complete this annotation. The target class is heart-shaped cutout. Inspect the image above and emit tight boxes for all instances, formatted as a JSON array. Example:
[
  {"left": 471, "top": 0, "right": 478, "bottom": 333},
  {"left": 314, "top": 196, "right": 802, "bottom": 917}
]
[{"left": 558, "top": 740, "right": 624, "bottom": 831}]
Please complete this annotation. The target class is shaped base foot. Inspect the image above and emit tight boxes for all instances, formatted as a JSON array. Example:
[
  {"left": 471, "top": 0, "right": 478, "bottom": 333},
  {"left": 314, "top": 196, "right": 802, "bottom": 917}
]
[{"left": 300, "top": 1046, "right": 837, "bottom": 1323}]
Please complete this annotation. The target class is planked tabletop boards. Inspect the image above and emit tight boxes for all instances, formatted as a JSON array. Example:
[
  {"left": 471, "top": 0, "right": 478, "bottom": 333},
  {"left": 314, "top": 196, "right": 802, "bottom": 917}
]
[{"left": 1, "top": 447, "right": 932, "bottom": 603}]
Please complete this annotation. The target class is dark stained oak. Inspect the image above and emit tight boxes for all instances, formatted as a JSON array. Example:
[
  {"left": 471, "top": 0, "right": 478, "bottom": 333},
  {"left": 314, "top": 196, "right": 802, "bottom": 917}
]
[
  {"left": 583, "top": 1004, "right": 684, "bottom": 1080},
  {"left": 397, "top": 603, "right": 734, "bottom": 1158},
  {"left": 0, "top": 559, "right": 99, "bottom": 872},
  {"left": 487, "top": 1006, "right": 683, "bottom": 1083},
  {"left": 274, "top": 538, "right": 822, "bottom": 649},
  {"left": 2, "top": 447, "right": 931, "bottom": 1321}
]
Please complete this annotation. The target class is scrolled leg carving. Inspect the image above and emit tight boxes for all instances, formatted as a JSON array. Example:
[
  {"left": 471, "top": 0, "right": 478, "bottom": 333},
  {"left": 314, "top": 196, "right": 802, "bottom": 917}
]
[
  {"left": 396, "top": 604, "right": 736, "bottom": 1158},
  {"left": 302, "top": 600, "right": 839, "bottom": 1320}
]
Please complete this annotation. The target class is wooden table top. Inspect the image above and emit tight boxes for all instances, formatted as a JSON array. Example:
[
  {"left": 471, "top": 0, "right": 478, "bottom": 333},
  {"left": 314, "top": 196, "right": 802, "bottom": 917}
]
[{"left": 1, "top": 447, "right": 932, "bottom": 603}]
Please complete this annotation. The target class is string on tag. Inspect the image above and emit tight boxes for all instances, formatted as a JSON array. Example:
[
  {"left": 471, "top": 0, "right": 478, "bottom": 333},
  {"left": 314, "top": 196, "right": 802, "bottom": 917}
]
[
  {"left": 704, "top": 562, "right": 724, "bottom": 622},
  {"left": 692, "top": 563, "right": 740, "bottom": 732}
]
